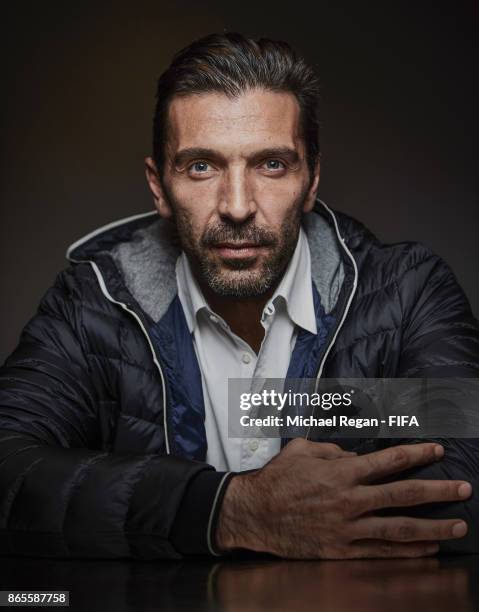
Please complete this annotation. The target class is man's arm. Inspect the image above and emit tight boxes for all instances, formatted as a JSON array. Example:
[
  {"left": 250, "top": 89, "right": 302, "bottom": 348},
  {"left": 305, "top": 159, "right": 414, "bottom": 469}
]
[
  {"left": 373, "top": 248, "right": 479, "bottom": 552},
  {"left": 0, "top": 268, "right": 230, "bottom": 559}
]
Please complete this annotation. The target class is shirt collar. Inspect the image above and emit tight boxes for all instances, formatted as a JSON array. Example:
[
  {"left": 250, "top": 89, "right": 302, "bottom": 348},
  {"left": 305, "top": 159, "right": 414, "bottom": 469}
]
[
  {"left": 175, "top": 224, "right": 317, "bottom": 335},
  {"left": 267, "top": 226, "right": 317, "bottom": 335},
  {"left": 176, "top": 253, "right": 209, "bottom": 333}
]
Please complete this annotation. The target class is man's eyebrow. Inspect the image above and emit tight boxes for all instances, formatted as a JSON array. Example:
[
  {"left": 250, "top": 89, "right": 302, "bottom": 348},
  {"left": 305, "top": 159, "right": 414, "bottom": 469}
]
[
  {"left": 250, "top": 147, "right": 301, "bottom": 164},
  {"left": 173, "top": 146, "right": 301, "bottom": 166},
  {"left": 173, "top": 148, "right": 226, "bottom": 166}
]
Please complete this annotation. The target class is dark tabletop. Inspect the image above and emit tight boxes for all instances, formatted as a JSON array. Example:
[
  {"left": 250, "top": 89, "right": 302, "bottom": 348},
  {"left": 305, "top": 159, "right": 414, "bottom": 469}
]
[{"left": 1, "top": 553, "right": 479, "bottom": 611}]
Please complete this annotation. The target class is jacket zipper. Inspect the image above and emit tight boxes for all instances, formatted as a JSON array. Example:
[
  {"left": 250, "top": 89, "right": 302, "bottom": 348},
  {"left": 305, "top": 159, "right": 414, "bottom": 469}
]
[{"left": 305, "top": 200, "right": 359, "bottom": 440}]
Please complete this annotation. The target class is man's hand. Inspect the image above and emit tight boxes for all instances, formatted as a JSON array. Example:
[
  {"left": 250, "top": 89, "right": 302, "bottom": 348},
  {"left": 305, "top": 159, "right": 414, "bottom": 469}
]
[{"left": 215, "top": 439, "right": 472, "bottom": 559}]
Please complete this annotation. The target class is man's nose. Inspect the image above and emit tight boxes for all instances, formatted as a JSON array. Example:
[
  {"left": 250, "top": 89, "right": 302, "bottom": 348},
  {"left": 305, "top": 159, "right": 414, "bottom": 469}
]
[{"left": 217, "top": 168, "right": 257, "bottom": 223}]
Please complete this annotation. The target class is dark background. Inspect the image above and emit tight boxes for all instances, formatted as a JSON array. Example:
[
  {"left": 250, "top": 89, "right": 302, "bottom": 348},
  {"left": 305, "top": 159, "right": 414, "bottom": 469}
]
[{"left": 1, "top": 1, "right": 477, "bottom": 364}]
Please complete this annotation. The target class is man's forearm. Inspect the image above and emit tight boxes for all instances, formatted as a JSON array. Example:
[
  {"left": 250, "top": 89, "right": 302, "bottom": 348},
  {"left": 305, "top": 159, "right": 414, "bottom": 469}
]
[
  {"left": 0, "top": 428, "right": 223, "bottom": 559},
  {"left": 215, "top": 472, "right": 263, "bottom": 553}
]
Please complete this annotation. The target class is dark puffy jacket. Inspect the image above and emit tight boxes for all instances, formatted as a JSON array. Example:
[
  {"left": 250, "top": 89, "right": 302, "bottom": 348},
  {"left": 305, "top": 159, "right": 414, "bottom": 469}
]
[{"left": 0, "top": 199, "right": 478, "bottom": 559}]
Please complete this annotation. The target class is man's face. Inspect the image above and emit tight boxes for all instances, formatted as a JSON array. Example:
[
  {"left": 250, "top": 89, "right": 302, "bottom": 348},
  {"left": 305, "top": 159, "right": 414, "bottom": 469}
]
[{"left": 146, "top": 88, "right": 320, "bottom": 298}]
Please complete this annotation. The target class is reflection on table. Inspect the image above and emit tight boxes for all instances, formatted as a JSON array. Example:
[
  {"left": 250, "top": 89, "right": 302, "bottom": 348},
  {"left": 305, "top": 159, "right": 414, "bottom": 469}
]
[{"left": 1, "top": 553, "right": 478, "bottom": 611}]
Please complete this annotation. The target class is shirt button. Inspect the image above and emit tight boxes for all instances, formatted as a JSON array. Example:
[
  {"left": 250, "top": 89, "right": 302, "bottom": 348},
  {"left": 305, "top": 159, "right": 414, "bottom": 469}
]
[
  {"left": 242, "top": 353, "right": 252, "bottom": 364},
  {"left": 209, "top": 314, "right": 218, "bottom": 324},
  {"left": 265, "top": 304, "right": 275, "bottom": 316},
  {"left": 249, "top": 440, "right": 259, "bottom": 451}
]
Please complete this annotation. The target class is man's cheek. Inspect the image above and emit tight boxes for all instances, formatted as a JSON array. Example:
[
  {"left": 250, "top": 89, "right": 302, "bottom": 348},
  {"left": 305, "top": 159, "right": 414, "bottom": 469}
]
[{"left": 172, "top": 177, "right": 218, "bottom": 204}]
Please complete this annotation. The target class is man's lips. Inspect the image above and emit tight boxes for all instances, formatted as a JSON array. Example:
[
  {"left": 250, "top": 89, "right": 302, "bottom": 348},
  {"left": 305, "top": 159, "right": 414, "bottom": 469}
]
[{"left": 210, "top": 242, "right": 268, "bottom": 259}]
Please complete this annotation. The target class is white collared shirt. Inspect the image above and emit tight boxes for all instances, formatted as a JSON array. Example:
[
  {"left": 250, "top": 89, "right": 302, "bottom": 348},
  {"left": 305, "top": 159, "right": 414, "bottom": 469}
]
[{"left": 176, "top": 226, "right": 316, "bottom": 472}]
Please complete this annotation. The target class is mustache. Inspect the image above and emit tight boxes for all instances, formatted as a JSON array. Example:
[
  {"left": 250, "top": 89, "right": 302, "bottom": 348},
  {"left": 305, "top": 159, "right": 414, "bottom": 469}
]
[{"left": 201, "top": 223, "right": 277, "bottom": 247}]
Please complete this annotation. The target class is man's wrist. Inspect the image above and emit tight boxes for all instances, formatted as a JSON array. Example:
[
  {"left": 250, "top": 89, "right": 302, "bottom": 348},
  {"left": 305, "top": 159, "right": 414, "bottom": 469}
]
[{"left": 214, "top": 471, "right": 262, "bottom": 553}]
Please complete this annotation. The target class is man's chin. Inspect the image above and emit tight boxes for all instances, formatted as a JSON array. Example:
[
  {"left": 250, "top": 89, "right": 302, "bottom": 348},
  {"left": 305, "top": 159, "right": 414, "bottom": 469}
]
[{"left": 203, "top": 268, "right": 275, "bottom": 298}]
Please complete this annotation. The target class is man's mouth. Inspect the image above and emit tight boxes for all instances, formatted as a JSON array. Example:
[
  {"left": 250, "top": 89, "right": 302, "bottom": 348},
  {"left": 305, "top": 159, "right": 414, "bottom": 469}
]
[{"left": 210, "top": 242, "right": 267, "bottom": 259}]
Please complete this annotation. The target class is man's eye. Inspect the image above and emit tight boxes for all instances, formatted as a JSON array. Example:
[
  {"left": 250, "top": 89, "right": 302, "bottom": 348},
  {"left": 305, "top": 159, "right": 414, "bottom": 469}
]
[
  {"left": 190, "top": 161, "right": 210, "bottom": 173},
  {"left": 263, "top": 159, "right": 285, "bottom": 171}
]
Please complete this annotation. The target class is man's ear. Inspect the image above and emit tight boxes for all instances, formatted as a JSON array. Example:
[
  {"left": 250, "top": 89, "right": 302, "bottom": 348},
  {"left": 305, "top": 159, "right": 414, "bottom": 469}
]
[
  {"left": 145, "top": 156, "right": 173, "bottom": 219},
  {"left": 302, "top": 158, "right": 321, "bottom": 213}
]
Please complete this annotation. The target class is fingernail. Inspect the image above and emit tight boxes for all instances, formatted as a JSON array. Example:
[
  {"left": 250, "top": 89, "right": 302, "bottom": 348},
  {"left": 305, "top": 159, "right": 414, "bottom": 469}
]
[
  {"left": 458, "top": 483, "right": 472, "bottom": 498},
  {"left": 452, "top": 522, "right": 468, "bottom": 538},
  {"left": 434, "top": 445, "right": 444, "bottom": 460}
]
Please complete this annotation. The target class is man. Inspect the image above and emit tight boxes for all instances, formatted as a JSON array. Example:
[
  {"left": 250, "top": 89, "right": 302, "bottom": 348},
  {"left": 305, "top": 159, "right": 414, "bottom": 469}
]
[{"left": 0, "top": 32, "right": 478, "bottom": 560}]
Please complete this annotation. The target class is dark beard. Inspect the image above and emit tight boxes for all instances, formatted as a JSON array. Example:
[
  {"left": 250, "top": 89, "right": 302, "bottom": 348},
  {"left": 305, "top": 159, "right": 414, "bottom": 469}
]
[
  {"left": 160, "top": 177, "right": 307, "bottom": 298},
  {"left": 178, "top": 210, "right": 303, "bottom": 298}
]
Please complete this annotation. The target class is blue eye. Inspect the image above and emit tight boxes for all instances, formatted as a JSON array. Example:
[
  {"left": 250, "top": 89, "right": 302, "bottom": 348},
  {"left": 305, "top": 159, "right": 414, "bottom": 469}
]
[
  {"left": 191, "top": 161, "right": 209, "bottom": 172},
  {"left": 265, "top": 159, "right": 285, "bottom": 170}
]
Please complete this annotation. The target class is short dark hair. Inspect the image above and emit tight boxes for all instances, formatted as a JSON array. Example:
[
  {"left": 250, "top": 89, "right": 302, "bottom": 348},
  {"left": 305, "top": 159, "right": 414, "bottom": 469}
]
[{"left": 152, "top": 32, "right": 321, "bottom": 178}]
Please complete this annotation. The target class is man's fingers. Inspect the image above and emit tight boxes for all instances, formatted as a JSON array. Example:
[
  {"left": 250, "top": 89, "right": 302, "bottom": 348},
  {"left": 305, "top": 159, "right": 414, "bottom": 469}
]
[
  {"left": 348, "top": 443, "right": 443, "bottom": 483},
  {"left": 351, "top": 479, "right": 472, "bottom": 514},
  {"left": 344, "top": 540, "right": 440, "bottom": 559},
  {"left": 310, "top": 443, "right": 357, "bottom": 460},
  {"left": 285, "top": 438, "right": 356, "bottom": 459},
  {"left": 350, "top": 516, "right": 468, "bottom": 543}
]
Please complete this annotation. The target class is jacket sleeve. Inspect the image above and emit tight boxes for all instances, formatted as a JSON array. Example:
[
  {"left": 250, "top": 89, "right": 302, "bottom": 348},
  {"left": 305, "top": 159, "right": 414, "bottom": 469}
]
[
  {"left": 371, "top": 249, "right": 479, "bottom": 552},
  {"left": 0, "top": 268, "right": 233, "bottom": 559}
]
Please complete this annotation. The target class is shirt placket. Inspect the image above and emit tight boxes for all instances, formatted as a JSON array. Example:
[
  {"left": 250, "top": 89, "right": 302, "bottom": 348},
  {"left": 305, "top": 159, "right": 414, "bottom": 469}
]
[{"left": 239, "top": 305, "right": 275, "bottom": 471}]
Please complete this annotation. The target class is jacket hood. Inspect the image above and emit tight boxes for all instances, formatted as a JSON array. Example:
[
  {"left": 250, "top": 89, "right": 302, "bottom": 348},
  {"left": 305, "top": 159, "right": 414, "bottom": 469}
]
[{"left": 66, "top": 198, "right": 360, "bottom": 324}]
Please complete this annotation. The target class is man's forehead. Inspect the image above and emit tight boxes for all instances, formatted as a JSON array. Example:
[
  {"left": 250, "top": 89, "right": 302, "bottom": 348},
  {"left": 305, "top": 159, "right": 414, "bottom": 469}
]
[{"left": 165, "top": 89, "right": 304, "bottom": 156}]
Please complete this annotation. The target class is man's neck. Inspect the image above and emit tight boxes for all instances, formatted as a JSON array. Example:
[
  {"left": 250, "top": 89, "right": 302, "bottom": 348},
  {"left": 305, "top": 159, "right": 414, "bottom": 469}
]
[{"left": 199, "top": 281, "right": 278, "bottom": 355}]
